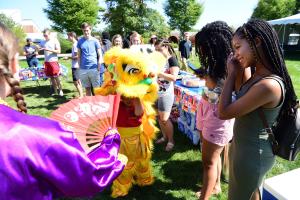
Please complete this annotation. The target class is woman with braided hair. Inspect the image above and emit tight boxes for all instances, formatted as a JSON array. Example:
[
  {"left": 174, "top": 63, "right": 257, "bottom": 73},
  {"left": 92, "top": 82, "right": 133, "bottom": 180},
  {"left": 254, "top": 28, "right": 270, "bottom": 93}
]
[
  {"left": 0, "top": 22, "right": 126, "bottom": 199},
  {"left": 194, "top": 21, "right": 250, "bottom": 200},
  {"left": 219, "top": 19, "right": 298, "bottom": 199}
]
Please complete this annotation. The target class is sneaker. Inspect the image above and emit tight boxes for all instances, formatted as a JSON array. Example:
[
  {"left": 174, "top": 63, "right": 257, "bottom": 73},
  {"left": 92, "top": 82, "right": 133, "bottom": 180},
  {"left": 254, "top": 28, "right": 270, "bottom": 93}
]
[{"left": 59, "top": 90, "right": 64, "bottom": 96}]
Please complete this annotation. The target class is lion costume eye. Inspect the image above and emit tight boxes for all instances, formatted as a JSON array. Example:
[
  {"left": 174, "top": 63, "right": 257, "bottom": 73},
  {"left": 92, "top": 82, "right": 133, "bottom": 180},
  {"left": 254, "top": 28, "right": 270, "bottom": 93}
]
[{"left": 122, "top": 64, "right": 140, "bottom": 75}]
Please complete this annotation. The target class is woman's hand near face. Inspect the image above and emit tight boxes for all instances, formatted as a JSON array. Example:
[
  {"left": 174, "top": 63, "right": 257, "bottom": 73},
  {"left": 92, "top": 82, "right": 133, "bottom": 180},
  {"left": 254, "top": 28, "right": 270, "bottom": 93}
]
[{"left": 227, "top": 53, "right": 242, "bottom": 79}]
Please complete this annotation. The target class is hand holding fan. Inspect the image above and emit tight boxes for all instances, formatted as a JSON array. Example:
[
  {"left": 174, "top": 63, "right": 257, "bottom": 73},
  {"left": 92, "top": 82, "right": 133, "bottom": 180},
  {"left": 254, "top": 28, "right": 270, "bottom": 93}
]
[{"left": 51, "top": 94, "right": 120, "bottom": 153}]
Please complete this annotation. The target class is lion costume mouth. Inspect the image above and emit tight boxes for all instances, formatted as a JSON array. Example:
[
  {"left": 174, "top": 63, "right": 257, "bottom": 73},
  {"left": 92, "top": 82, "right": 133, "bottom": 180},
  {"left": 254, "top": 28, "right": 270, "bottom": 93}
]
[{"left": 113, "top": 77, "right": 159, "bottom": 103}]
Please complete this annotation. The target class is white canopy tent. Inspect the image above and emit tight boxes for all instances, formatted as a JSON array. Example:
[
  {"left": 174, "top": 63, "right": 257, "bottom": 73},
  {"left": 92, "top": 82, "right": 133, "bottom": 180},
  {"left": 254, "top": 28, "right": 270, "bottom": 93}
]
[
  {"left": 268, "top": 13, "right": 300, "bottom": 25},
  {"left": 268, "top": 14, "right": 300, "bottom": 49}
]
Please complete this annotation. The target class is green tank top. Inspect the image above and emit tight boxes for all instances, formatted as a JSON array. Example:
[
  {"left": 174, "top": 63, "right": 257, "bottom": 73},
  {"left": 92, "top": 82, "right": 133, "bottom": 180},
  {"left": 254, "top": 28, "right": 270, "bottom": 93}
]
[{"left": 234, "top": 75, "right": 285, "bottom": 145}]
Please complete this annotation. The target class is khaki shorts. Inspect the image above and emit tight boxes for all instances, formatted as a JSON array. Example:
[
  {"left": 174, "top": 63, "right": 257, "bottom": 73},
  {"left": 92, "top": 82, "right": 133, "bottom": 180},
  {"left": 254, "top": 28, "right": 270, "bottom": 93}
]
[{"left": 79, "top": 68, "right": 100, "bottom": 88}]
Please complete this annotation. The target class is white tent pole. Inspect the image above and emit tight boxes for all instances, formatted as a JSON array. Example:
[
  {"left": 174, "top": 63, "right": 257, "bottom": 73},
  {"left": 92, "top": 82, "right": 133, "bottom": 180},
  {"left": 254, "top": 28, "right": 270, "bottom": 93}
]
[{"left": 282, "top": 25, "right": 286, "bottom": 49}]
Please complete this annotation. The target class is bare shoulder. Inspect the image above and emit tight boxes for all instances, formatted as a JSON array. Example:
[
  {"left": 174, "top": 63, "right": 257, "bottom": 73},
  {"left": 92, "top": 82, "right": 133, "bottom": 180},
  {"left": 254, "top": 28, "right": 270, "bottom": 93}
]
[
  {"left": 252, "top": 78, "right": 282, "bottom": 108},
  {"left": 255, "top": 78, "right": 281, "bottom": 93}
]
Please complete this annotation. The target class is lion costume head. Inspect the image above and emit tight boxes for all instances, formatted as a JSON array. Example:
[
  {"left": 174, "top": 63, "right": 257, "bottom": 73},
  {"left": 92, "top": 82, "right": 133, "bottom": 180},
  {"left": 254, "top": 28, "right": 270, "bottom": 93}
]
[{"left": 95, "top": 46, "right": 166, "bottom": 103}]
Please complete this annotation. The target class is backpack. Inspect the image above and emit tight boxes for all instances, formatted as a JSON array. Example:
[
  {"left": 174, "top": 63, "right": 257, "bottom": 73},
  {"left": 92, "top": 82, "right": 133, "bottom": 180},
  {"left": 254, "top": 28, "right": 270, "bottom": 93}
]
[{"left": 258, "top": 76, "right": 300, "bottom": 161}]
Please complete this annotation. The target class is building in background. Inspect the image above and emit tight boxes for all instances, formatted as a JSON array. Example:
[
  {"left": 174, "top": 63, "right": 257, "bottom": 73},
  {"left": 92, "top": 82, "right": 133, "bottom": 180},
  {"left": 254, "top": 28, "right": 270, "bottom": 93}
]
[{"left": 0, "top": 9, "right": 43, "bottom": 44}]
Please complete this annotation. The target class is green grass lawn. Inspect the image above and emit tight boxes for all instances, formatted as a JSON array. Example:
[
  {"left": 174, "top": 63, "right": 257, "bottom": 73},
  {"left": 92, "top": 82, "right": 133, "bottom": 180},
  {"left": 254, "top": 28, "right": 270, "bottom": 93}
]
[{"left": 5, "top": 56, "right": 300, "bottom": 200}]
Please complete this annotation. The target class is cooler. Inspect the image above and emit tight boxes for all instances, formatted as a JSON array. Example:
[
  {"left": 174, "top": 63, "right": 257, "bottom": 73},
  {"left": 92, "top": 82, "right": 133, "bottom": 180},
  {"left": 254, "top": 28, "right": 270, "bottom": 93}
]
[{"left": 263, "top": 168, "right": 300, "bottom": 200}]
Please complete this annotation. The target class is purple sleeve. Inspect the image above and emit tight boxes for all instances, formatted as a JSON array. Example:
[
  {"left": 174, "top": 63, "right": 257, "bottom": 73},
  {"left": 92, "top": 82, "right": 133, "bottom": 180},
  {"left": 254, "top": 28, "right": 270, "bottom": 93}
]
[
  {"left": 0, "top": 105, "right": 125, "bottom": 198},
  {"left": 40, "top": 132, "right": 124, "bottom": 197}
]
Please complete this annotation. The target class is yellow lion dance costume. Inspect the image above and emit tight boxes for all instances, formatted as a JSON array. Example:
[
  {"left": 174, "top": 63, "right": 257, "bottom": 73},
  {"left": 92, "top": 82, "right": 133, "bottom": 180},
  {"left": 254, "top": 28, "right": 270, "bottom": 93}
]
[{"left": 95, "top": 47, "right": 166, "bottom": 198}]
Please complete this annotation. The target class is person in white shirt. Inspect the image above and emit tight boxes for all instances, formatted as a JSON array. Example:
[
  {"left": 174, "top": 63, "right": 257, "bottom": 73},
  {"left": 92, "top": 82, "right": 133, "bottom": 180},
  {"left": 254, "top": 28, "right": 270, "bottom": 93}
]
[
  {"left": 40, "top": 28, "right": 63, "bottom": 96},
  {"left": 67, "top": 32, "right": 83, "bottom": 98}
]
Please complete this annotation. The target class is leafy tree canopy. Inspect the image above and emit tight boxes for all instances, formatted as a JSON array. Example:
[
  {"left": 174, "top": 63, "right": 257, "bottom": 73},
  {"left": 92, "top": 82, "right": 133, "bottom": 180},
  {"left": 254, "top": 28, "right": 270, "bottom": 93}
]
[
  {"left": 251, "top": 0, "right": 297, "bottom": 20},
  {"left": 44, "top": 0, "right": 104, "bottom": 35},
  {"left": 294, "top": 0, "right": 300, "bottom": 14},
  {"left": 0, "top": 13, "right": 26, "bottom": 53},
  {"left": 164, "top": 0, "right": 203, "bottom": 36},
  {"left": 103, "top": 0, "right": 169, "bottom": 39}
]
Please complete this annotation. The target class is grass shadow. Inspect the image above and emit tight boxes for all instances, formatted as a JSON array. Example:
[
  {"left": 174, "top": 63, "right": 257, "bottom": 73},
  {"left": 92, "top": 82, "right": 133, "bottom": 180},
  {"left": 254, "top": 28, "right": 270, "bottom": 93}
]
[
  {"left": 73, "top": 179, "right": 188, "bottom": 200},
  {"left": 22, "top": 84, "right": 73, "bottom": 111},
  {"left": 152, "top": 126, "right": 201, "bottom": 162}
]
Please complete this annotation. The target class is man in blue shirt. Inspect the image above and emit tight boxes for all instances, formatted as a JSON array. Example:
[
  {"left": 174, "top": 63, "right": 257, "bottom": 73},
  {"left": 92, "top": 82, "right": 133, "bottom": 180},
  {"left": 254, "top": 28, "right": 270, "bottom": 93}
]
[{"left": 77, "top": 22, "right": 103, "bottom": 96}]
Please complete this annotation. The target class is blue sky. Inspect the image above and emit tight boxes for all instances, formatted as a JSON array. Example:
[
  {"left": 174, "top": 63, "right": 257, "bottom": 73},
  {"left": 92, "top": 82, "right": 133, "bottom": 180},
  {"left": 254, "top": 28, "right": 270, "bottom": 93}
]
[{"left": 0, "top": 0, "right": 259, "bottom": 31}]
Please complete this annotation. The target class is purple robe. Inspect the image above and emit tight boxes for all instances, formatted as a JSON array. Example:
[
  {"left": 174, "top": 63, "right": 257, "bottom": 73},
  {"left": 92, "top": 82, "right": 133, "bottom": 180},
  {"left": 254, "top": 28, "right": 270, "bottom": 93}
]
[{"left": 0, "top": 105, "right": 124, "bottom": 199}]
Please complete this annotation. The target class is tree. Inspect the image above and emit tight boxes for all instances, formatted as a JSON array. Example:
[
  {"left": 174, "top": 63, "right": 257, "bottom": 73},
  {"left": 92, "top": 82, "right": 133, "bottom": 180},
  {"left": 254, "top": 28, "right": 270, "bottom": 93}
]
[
  {"left": 57, "top": 33, "right": 72, "bottom": 53},
  {"left": 164, "top": 0, "right": 203, "bottom": 36},
  {"left": 251, "top": 0, "right": 297, "bottom": 20},
  {"left": 103, "top": 0, "right": 169, "bottom": 38},
  {"left": 0, "top": 14, "right": 26, "bottom": 53},
  {"left": 44, "top": 0, "right": 103, "bottom": 35},
  {"left": 294, "top": 0, "right": 300, "bottom": 14},
  {"left": 142, "top": 9, "right": 171, "bottom": 39}
]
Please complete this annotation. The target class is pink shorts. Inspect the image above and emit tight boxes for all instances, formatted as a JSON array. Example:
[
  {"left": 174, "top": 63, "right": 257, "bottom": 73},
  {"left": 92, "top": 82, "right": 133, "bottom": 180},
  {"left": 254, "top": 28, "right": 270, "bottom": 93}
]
[{"left": 196, "top": 98, "right": 233, "bottom": 146}]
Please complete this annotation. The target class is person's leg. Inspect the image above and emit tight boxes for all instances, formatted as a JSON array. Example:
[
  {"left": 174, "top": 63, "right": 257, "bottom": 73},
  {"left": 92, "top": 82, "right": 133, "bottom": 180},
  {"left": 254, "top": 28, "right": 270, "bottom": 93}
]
[
  {"left": 74, "top": 80, "right": 83, "bottom": 98},
  {"left": 89, "top": 68, "right": 101, "bottom": 96},
  {"left": 72, "top": 68, "right": 83, "bottom": 98},
  {"left": 181, "top": 57, "right": 188, "bottom": 71},
  {"left": 34, "top": 58, "right": 39, "bottom": 67},
  {"left": 29, "top": 59, "right": 34, "bottom": 67},
  {"left": 215, "top": 155, "right": 222, "bottom": 191},
  {"left": 136, "top": 159, "right": 154, "bottom": 186},
  {"left": 99, "top": 63, "right": 105, "bottom": 86},
  {"left": 157, "top": 112, "right": 167, "bottom": 143},
  {"left": 31, "top": 58, "right": 39, "bottom": 68},
  {"left": 155, "top": 98, "right": 166, "bottom": 144},
  {"left": 156, "top": 92, "right": 174, "bottom": 149},
  {"left": 48, "top": 62, "right": 62, "bottom": 95},
  {"left": 111, "top": 162, "right": 134, "bottom": 198},
  {"left": 99, "top": 72, "right": 104, "bottom": 86},
  {"left": 85, "top": 87, "right": 92, "bottom": 96},
  {"left": 135, "top": 142, "right": 154, "bottom": 187},
  {"left": 221, "top": 143, "right": 230, "bottom": 183},
  {"left": 50, "top": 77, "right": 57, "bottom": 94},
  {"left": 54, "top": 77, "right": 63, "bottom": 96},
  {"left": 55, "top": 77, "right": 62, "bottom": 90},
  {"left": 198, "top": 139, "right": 223, "bottom": 200},
  {"left": 112, "top": 133, "right": 139, "bottom": 198},
  {"left": 26, "top": 59, "right": 31, "bottom": 68},
  {"left": 79, "top": 69, "right": 91, "bottom": 96},
  {"left": 158, "top": 111, "right": 174, "bottom": 151}
]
